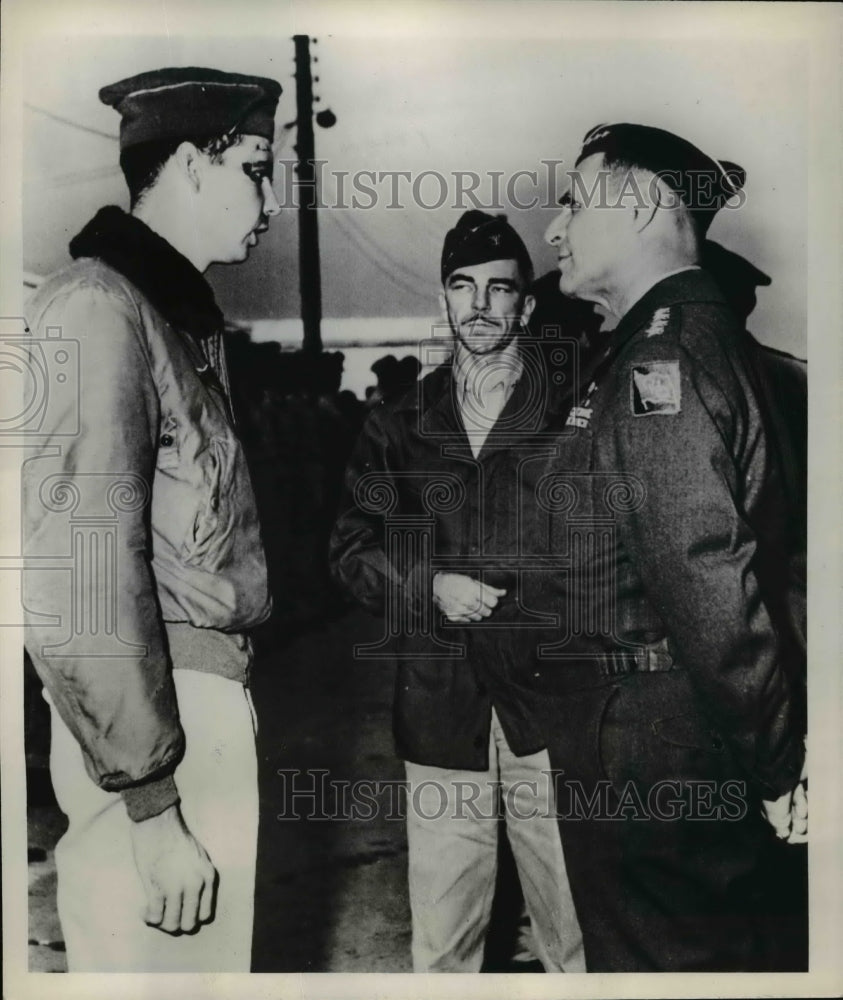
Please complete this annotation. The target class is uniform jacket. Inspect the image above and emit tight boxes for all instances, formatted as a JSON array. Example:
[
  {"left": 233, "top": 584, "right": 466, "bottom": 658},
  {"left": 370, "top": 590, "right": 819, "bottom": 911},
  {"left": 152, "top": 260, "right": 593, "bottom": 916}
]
[
  {"left": 330, "top": 346, "right": 567, "bottom": 770},
  {"left": 751, "top": 339, "right": 807, "bottom": 647},
  {"left": 23, "top": 207, "right": 270, "bottom": 810},
  {"left": 526, "top": 268, "right": 806, "bottom": 801}
]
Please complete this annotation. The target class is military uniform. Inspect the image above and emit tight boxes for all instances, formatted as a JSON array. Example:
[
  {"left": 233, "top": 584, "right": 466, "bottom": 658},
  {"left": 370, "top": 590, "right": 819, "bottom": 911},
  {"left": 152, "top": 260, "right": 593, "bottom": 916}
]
[
  {"left": 526, "top": 267, "right": 807, "bottom": 970},
  {"left": 331, "top": 211, "right": 584, "bottom": 972},
  {"left": 23, "top": 67, "right": 280, "bottom": 972}
]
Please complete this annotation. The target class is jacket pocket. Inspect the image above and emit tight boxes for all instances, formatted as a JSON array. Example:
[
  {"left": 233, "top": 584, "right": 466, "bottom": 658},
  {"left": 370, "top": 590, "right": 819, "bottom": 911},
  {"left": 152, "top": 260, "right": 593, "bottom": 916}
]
[
  {"left": 156, "top": 414, "right": 180, "bottom": 470},
  {"left": 182, "top": 436, "right": 237, "bottom": 570},
  {"left": 598, "top": 673, "right": 727, "bottom": 795},
  {"left": 651, "top": 713, "right": 725, "bottom": 753}
]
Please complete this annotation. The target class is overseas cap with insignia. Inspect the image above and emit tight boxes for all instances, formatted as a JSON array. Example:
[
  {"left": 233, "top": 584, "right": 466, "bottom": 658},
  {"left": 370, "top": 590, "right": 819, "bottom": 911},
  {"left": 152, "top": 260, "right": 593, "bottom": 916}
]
[
  {"left": 577, "top": 123, "right": 745, "bottom": 233},
  {"left": 441, "top": 210, "right": 533, "bottom": 283},
  {"left": 100, "top": 67, "right": 282, "bottom": 150}
]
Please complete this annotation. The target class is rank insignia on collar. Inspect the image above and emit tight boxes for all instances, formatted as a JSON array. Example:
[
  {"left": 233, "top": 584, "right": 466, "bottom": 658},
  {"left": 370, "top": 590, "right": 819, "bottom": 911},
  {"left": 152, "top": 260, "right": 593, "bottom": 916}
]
[
  {"left": 645, "top": 307, "right": 671, "bottom": 337},
  {"left": 565, "top": 405, "right": 593, "bottom": 429},
  {"left": 631, "top": 361, "right": 681, "bottom": 416}
]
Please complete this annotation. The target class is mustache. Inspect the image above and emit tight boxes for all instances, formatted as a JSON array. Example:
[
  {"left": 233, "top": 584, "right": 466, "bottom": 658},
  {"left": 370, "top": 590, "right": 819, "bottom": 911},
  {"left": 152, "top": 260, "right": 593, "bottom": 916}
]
[{"left": 462, "top": 314, "right": 501, "bottom": 326}]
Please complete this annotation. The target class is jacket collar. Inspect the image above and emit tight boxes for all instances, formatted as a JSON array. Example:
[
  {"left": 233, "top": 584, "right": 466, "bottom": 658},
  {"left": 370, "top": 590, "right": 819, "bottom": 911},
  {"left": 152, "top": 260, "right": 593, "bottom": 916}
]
[
  {"left": 611, "top": 266, "right": 726, "bottom": 350},
  {"left": 565, "top": 268, "right": 730, "bottom": 405},
  {"left": 402, "top": 339, "right": 567, "bottom": 442},
  {"left": 69, "top": 206, "right": 224, "bottom": 340},
  {"left": 453, "top": 338, "right": 523, "bottom": 411}
]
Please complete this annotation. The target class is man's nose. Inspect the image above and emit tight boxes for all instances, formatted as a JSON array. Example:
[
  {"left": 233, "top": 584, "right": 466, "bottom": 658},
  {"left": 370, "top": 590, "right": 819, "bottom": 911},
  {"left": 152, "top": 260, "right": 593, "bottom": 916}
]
[
  {"left": 261, "top": 177, "right": 281, "bottom": 217},
  {"left": 545, "top": 210, "right": 569, "bottom": 245},
  {"left": 472, "top": 285, "right": 490, "bottom": 311}
]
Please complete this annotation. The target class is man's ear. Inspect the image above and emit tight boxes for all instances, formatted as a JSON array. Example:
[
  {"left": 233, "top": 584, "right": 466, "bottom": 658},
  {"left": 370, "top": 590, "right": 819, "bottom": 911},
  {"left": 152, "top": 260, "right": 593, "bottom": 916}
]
[
  {"left": 520, "top": 293, "right": 536, "bottom": 327},
  {"left": 631, "top": 172, "right": 671, "bottom": 235},
  {"left": 172, "top": 141, "right": 203, "bottom": 192},
  {"left": 438, "top": 289, "right": 448, "bottom": 319}
]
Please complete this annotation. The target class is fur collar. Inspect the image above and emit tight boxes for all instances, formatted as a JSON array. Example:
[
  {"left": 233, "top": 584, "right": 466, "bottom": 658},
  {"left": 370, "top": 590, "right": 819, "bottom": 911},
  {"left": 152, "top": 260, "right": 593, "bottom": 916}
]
[{"left": 69, "top": 206, "right": 224, "bottom": 340}]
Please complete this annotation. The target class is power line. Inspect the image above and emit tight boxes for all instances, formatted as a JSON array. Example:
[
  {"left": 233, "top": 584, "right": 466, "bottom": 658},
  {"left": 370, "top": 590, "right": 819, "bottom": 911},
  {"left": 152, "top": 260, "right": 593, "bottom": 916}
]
[
  {"left": 325, "top": 198, "right": 435, "bottom": 288},
  {"left": 50, "top": 165, "right": 123, "bottom": 188},
  {"left": 320, "top": 174, "right": 437, "bottom": 292},
  {"left": 25, "top": 104, "right": 118, "bottom": 142},
  {"left": 327, "top": 210, "right": 433, "bottom": 302}
]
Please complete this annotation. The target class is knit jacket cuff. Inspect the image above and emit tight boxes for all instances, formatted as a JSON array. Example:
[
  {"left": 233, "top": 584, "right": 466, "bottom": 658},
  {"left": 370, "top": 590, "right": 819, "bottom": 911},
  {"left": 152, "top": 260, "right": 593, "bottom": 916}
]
[{"left": 121, "top": 774, "right": 180, "bottom": 822}]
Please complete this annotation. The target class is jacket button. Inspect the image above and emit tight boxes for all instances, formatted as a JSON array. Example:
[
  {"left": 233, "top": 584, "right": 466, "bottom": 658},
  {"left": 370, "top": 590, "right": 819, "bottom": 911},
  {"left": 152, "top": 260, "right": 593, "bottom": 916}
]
[
  {"left": 160, "top": 434, "right": 174, "bottom": 447},
  {"left": 210, "top": 495, "right": 219, "bottom": 512}
]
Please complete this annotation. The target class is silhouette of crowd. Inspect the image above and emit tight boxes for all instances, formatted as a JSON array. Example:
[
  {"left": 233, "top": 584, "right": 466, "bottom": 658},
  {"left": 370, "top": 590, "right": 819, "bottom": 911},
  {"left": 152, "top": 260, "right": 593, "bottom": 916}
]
[{"left": 225, "top": 333, "right": 423, "bottom": 644}]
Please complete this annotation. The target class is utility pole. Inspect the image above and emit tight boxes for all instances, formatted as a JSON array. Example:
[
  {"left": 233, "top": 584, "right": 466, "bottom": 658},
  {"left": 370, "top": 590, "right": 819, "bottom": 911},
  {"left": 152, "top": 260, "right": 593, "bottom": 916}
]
[{"left": 293, "top": 34, "right": 322, "bottom": 354}]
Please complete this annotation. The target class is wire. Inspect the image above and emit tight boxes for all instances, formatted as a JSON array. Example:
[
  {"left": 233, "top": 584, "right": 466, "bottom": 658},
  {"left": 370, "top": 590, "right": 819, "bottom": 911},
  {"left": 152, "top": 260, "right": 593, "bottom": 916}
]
[
  {"left": 319, "top": 169, "right": 443, "bottom": 285},
  {"left": 330, "top": 205, "right": 434, "bottom": 288},
  {"left": 327, "top": 210, "right": 434, "bottom": 302},
  {"left": 50, "top": 165, "right": 123, "bottom": 188},
  {"left": 25, "top": 103, "right": 118, "bottom": 142}
]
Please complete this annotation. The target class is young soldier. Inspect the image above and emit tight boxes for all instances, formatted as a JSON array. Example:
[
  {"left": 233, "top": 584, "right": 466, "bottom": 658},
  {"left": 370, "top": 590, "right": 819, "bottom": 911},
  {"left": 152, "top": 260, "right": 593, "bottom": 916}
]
[{"left": 23, "top": 67, "right": 282, "bottom": 971}]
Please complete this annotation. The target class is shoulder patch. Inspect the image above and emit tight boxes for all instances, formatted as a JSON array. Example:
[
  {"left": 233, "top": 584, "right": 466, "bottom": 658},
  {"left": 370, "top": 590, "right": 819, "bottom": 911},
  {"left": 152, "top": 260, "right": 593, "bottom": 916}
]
[
  {"left": 645, "top": 306, "right": 671, "bottom": 337},
  {"left": 630, "top": 361, "right": 681, "bottom": 416}
]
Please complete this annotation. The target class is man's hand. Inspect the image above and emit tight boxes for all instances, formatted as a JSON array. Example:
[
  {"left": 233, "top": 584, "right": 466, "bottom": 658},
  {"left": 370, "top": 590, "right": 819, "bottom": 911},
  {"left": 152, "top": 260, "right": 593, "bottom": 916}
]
[
  {"left": 432, "top": 572, "right": 506, "bottom": 623},
  {"left": 129, "top": 803, "right": 218, "bottom": 934},
  {"left": 761, "top": 747, "right": 808, "bottom": 844}
]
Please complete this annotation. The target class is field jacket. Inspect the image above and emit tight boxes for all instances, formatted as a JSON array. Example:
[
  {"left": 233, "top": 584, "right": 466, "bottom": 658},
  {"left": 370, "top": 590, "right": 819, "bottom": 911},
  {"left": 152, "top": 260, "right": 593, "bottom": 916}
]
[{"left": 23, "top": 207, "right": 270, "bottom": 819}]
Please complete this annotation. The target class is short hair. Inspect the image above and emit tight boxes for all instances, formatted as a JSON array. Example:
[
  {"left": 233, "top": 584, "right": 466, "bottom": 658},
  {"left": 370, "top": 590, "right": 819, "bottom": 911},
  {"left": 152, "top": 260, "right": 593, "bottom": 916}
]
[
  {"left": 119, "top": 131, "right": 243, "bottom": 208},
  {"left": 600, "top": 152, "right": 703, "bottom": 240}
]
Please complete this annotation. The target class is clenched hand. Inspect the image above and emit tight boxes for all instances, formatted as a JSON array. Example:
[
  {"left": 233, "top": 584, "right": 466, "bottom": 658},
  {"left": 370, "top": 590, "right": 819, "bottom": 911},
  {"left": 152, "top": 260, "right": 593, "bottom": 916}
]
[
  {"left": 129, "top": 802, "right": 218, "bottom": 934},
  {"left": 761, "top": 747, "right": 808, "bottom": 844},
  {"left": 432, "top": 572, "right": 506, "bottom": 623}
]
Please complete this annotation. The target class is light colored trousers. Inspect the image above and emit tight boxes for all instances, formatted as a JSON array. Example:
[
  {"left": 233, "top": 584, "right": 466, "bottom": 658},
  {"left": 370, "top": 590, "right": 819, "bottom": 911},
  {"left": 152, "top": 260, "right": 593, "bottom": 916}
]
[
  {"left": 48, "top": 668, "right": 259, "bottom": 972},
  {"left": 405, "top": 709, "right": 585, "bottom": 972}
]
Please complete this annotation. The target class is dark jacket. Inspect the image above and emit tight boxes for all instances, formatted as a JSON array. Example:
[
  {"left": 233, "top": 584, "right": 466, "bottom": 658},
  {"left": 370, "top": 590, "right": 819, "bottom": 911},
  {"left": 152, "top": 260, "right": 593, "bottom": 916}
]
[
  {"left": 330, "top": 346, "right": 566, "bottom": 769},
  {"left": 527, "top": 269, "right": 806, "bottom": 801}
]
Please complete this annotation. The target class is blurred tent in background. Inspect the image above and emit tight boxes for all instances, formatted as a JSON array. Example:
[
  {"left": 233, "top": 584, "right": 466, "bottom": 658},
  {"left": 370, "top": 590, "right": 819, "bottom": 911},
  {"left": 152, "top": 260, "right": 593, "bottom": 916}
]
[
  {"left": 18, "top": 16, "right": 810, "bottom": 636},
  {"left": 23, "top": 29, "right": 808, "bottom": 379}
]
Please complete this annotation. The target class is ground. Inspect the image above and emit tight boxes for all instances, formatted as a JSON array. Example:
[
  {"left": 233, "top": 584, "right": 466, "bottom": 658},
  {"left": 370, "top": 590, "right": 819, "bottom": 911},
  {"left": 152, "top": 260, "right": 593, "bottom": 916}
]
[{"left": 27, "top": 607, "right": 529, "bottom": 973}]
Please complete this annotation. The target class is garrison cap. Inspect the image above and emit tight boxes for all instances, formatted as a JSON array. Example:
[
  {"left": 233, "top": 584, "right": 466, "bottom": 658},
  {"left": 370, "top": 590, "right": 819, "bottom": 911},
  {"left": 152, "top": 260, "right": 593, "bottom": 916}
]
[
  {"left": 441, "top": 210, "right": 533, "bottom": 284},
  {"left": 99, "top": 67, "right": 282, "bottom": 150},
  {"left": 576, "top": 123, "right": 745, "bottom": 233}
]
